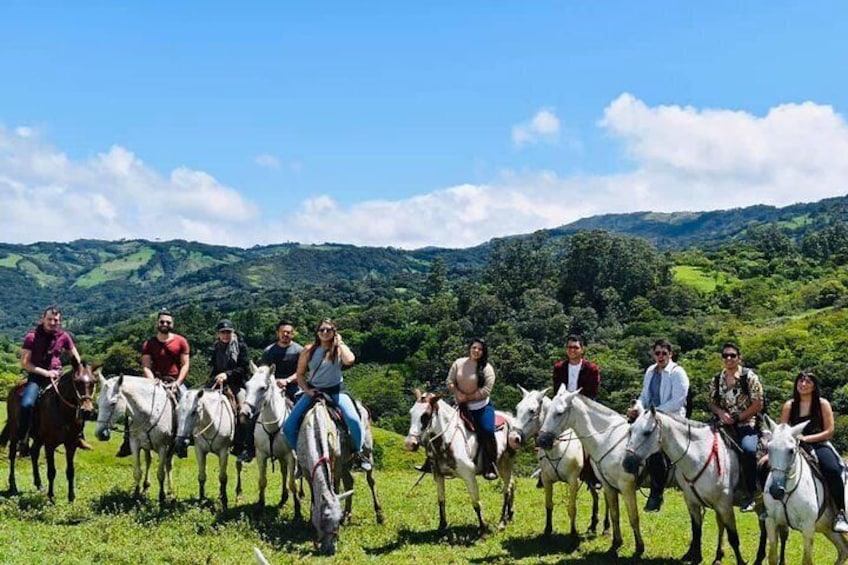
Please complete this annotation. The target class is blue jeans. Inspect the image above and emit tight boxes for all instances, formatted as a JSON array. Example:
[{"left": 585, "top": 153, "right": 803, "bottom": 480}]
[
  {"left": 466, "top": 402, "right": 495, "bottom": 440},
  {"left": 19, "top": 378, "right": 42, "bottom": 437},
  {"left": 283, "top": 390, "right": 363, "bottom": 453}
]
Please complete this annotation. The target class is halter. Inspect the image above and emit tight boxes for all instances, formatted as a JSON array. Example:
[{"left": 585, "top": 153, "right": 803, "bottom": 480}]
[
  {"left": 770, "top": 442, "right": 825, "bottom": 531},
  {"left": 48, "top": 369, "right": 95, "bottom": 418}
]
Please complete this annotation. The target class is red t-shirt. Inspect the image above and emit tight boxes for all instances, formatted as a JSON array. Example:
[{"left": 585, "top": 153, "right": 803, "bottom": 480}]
[{"left": 142, "top": 334, "right": 190, "bottom": 378}]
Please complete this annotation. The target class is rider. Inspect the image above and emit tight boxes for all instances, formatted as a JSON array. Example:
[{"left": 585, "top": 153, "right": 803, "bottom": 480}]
[
  {"left": 117, "top": 308, "right": 191, "bottom": 457},
  {"left": 18, "top": 305, "right": 90, "bottom": 456},
  {"left": 447, "top": 338, "right": 499, "bottom": 481},
  {"left": 707, "top": 342, "right": 763, "bottom": 512},
  {"left": 550, "top": 334, "right": 601, "bottom": 488},
  {"left": 236, "top": 320, "right": 303, "bottom": 463},
  {"left": 626, "top": 338, "right": 690, "bottom": 512},
  {"left": 205, "top": 319, "right": 251, "bottom": 461},
  {"left": 282, "top": 319, "right": 371, "bottom": 471},
  {"left": 779, "top": 370, "right": 848, "bottom": 533}
]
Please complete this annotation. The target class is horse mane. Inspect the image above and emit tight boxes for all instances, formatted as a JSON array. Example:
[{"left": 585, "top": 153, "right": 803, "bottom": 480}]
[
  {"left": 656, "top": 410, "right": 712, "bottom": 429},
  {"left": 577, "top": 395, "right": 627, "bottom": 420}
]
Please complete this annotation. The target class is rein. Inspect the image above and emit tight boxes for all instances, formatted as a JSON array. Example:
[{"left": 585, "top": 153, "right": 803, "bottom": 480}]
[{"left": 771, "top": 446, "right": 825, "bottom": 530}]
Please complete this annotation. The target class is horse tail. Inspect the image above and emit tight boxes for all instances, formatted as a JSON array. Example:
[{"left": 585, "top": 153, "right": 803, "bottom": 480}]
[{"left": 0, "top": 422, "right": 9, "bottom": 448}]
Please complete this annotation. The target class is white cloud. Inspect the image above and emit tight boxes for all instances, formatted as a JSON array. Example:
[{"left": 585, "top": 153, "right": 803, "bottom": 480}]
[
  {"left": 254, "top": 153, "right": 281, "bottom": 169},
  {"left": 4, "top": 94, "right": 848, "bottom": 249},
  {"left": 0, "top": 126, "right": 258, "bottom": 245},
  {"left": 512, "top": 108, "right": 561, "bottom": 147}
]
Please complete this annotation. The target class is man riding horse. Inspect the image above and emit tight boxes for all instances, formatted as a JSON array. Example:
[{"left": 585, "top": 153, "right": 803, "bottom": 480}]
[{"left": 18, "top": 305, "right": 91, "bottom": 456}]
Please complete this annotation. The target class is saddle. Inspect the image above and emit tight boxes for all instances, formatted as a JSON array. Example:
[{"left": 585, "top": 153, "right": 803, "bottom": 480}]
[{"left": 457, "top": 405, "right": 508, "bottom": 433}]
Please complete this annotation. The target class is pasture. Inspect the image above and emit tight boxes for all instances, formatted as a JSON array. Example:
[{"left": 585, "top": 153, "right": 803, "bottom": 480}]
[{"left": 0, "top": 408, "right": 843, "bottom": 564}]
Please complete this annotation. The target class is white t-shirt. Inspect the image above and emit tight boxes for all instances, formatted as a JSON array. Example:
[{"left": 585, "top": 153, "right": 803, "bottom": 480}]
[{"left": 567, "top": 363, "right": 581, "bottom": 392}]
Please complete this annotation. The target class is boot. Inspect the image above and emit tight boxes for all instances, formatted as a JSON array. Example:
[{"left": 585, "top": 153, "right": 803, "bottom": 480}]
[
  {"left": 116, "top": 420, "right": 131, "bottom": 457},
  {"left": 77, "top": 431, "right": 93, "bottom": 451},
  {"left": 481, "top": 435, "right": 498, "bottom": 481},
  {"left": 237, "top": 416, "right": 256, "bottom": 463},
  {"left": 740, "top": 451, "right": 757, "bottom": 512},
  {"left": 415, "top": 457, "right": 433, "bottom": 473}
]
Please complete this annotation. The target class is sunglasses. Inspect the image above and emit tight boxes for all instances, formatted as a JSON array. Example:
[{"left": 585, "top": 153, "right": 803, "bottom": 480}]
[
  {"left": 722, "top": 353, "right": 738, "bottom": 360},
  {"left": 653, "top": 350, "right": 670, "bottom": 357},
  {"left": 317, "top": 327, "right": 335, "bottom": 333},
  {"left": 159, "top": 321, "right": 173, "bottom": 325}
]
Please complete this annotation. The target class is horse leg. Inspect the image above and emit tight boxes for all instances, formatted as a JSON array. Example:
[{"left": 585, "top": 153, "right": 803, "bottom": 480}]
[
  {"left": 132, "top": 448, "right": 143, "bottom": 498},
  {"left": 713, "top": 511, "right": 726, "bottom": 565},
  {"left": 800, "top": 527, "right": 815, "bottom": 565},
  {"left": 65, "top": 444, "right": 76, "bottom": 503},
  {"left": 45, "top": 446, "right": 57, "bottom": 503},
  {"left": 366, "top": 467, "right": 384, "bottom": 524},
  {"left": 196, "top": 448, "right": 207, "bottom": 502},
  {"left": 778, "top": 525, "right": 788, "bottom": 565},
  {"left": 605, "top": 489, "right": 623, "bottom": 556},
  {"left": 719, "top": 510, "right": 745, "bottom": 565},
  {"left": 30, "top": 439, "right": 42, "bottom": 491},
  {"left": 543, "top": 479, "right": 554, "bottom": 537},
  {"left": 287, "top": 453, "right": 303, "bottom": 522},
  {"left": 567, "top": 473, "right": 579, "bottom": 537},
  {"left": 218, "top": 450, "right": 229, "bottom": 511},
  {"left": 753, "top": 514, "right": 767, "bottom": 565},
  {"left": 341, "top": 468, "right": 354, "bottom": 524},
  {"left": 588, "top": 482, "right": 599, "bottom": 535},
  {"left": 681, "top": 501, "right": 704, "bottom": 563},
  {"left": 764, "top": 516, "right": 778, "bottom": 565},
  {"left": 435, "top": 474, "right": 448, "bottom": 532},
  {"left": 235, "top": 460, "right": 243, "bottom": 503},
  {"left": 822, "top": 528, "right": 848, "bottom": 565},
  {"left": 621, "top": 486, "right": 644, "bottom": 557},
  {"left": 256, "top": 451, "right": 267, "bottom": 507},
  {"left": 463, "top": 475, "right": 487, "bottom": 538},
  {"left": 497, "top": 462, "right": 514, "bottom": 531},
  {"left": 156, "top": 448, "right": 167, "bottom": 506}
]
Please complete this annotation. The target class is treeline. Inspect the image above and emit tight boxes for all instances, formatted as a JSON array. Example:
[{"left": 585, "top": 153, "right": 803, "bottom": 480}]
[{"left": 4, "top": 225, "right": 848, "bottom": 450}]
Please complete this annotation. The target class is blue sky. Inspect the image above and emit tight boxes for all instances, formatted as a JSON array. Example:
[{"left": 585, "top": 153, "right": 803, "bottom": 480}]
[{"left": 2, "top": 2, "right": 848, "bottom": 248}]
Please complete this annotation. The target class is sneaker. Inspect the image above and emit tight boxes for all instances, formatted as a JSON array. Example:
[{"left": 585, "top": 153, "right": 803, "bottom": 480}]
[
  {"left": 116, "top": 438, "right": 132, "bottom": 458},
  {"left": 483, "top": 466, "right": 498, "bottom": 481},
  {"left": 644, "top": 494, "right": 663, "bottom": 512},
  {"left": 834, "top": 511, "right": 848, "bottom": 533},
  {"left": 77, "top": 438, "right": 93, "bottom": 451},
  {"left": 740, "top": 498, "right": 756, "bottom": 513}
]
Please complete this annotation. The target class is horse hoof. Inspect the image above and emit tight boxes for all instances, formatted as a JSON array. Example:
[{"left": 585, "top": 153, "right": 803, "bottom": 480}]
[{"left": 376, "top": 512, "right": 385, "bottom": 525}]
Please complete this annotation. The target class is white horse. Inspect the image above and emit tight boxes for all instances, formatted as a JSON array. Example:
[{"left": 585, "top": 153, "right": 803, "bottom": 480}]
[
  {"left": 508, "top": 385, "right": 607, "bottom": 538},
  {"left": 624, "top": 406, "right": 750, "bottom": 565},
  {"left": 537, "top": 387, "right": 644, "bottom": 559},
  {"left": 764, "top": 420, "right": 848, "bottom": 565},
  {"left": 297, "top": 398, "right": 354, "bottom": 555},
  {"left": 174, "top": 388, "right": 243, "bottom": 510},
  {"left": 240, "top": 363, "right": 301, "bottom": 519},
  {"left": 94, "top": 375, "right": 175, "bottom": 504},
  {"left": 404, "top": 390, "right": 516, "bottom": 535}
]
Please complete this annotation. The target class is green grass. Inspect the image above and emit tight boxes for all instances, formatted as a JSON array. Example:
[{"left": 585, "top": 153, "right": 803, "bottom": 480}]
[
  {"left": 0, "top": 253, "right": 22, "bottom": 268},
  {"left": 672, "top": 265, "right": 730, "bottom": 293},
  {"left": 74, "top": 249, "right": 156, "bottom": 288},
  {"left": 0, "top": 416, "right": 842, "bottom": 563}
]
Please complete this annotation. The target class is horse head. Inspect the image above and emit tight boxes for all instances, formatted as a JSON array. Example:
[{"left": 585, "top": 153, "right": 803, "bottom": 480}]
[
  {"left": 174, "top": 389, "right": 202, "bottom": 458},
  {"left": 241, "top": 363, "right": 275, "bottom": 422},
  {"left": 95, "top": 374, "right": 124, "bottom": 441},
  {"left": 70, "top": 360, "right": 98, "bottom": 420},
  {"left": 766, "top": 420, "right": 807, "bottom": 500},
  {"left": 404, "top": 389, "right": 440, "bottom": 452},
  {"left": 623, "top": 406, "right": 661, "bottom": 475},
  {"left": 510, "top": 385, "right": 551, "bottom": 450},
  {"left": 313, "top": 489, "right": 353, "bottom": 555},
  {"left": 537, "top": 385, "right": 580, "bottom": 450}
]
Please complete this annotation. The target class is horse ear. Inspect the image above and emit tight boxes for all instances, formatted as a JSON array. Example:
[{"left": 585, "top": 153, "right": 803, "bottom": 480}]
[
  {"left": 556, "top": 383, "right": 567, "bottom": 397},
  {"left": 117, "top": 374, "right": 124, "bottom": 387},
  {"left": 268, "top": 364, "right": 275, "bottom": 376},
  {"left": 337, "top": 489, "right": 354, "bottom": 502},
  {"left": 790, "top": 421, "right": 808, "bottom": 439},
  {"left": 266, "top": 371, "right": 275, "bottom": 387},
  {"left": 763, "top": 414, "right": 777, "bottom": 433},
  {"left": 650, "top": 405, "right": 656, "bottom": 416},
  {"left": 518, "top": 385, "right": 529, "bottom": 398},
  {"left": 197, "top": 389, "right": 204, "bottom": 399},
  {"left": 541, "top": 387, "right": 551, "bottom": 398},
  {"left": 250, "top": 360, "right": 258, "bottom": 373},
  {"left": 99, "top": 373, "right": 108, "bottom": 388}
]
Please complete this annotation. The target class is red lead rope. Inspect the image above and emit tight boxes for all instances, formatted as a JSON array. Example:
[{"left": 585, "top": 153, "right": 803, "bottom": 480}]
[{"left": 686, "top": 429, "right": 722, "bottom": 484}]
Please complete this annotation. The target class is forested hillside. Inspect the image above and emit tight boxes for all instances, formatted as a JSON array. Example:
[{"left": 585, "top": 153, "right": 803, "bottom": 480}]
[{"left": 3, "top": 196, "right": 848, "bottom": 450}]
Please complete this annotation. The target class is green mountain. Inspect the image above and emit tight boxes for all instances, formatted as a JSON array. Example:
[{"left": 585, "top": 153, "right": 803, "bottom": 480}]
[{"left": 1, "top": 194, "right": 846, "bottom": 337}]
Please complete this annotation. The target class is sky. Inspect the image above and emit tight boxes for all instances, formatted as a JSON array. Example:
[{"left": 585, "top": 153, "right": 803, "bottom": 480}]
[{"left": 2, "top": 1, "right": 848, "bottom": 249}]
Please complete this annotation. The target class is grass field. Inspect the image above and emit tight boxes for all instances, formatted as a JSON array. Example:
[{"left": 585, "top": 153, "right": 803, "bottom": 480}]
[{"left": 0, "top": 418, "right": 843, "bottom": 564}]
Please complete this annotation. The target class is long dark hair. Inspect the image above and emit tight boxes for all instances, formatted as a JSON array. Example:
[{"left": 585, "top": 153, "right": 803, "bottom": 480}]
[
  {"left": 789, "top": 370, "right": 824, "bottom": 432},
  {"left": 469, "top": 338, "right": 489, "bottom": 385},
  {"left": 308, "top": 319, "right": 338, "bottom": 364}
]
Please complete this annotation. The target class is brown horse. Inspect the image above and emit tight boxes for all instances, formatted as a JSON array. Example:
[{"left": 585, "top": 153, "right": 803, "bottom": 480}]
[{"left": 0, "top": 360, "right": 97, "bottom": 502}]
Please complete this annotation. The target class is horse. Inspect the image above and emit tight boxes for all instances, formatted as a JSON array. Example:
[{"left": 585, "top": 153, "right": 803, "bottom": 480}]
[
  {"left": 94, "top": 375, "right": 176, "bottom": 504},
  {"left": 623, "top": 406, "right": 756, "bottom": 565},
  {"left": 174, "top": 387, "right": 243, "bottom": 510},
  {"left": 508, "top": 385, "right": 607, "bottom": 538},
  {"left": 0, "top": 359, "right": 97, "bottom": 502},
  {"left": 536, "top": 387, "right": 644, "bottom": 559},
  {"left": 404, "top": 390, "right": 516, "bottom": 536},
  {"left": 297, "top": 396, "right": 354, "bottom": 555},
  {"left": 763, "top": 419, "right": 848, "bottom": 565},
  {"left": 239, "top": 362, "right": 301, "bottom": 519}
]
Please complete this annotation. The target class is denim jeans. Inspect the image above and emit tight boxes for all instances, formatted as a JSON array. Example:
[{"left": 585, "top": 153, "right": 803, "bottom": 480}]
[{"left": 283, "top": 390, "right": 363, "bottom": 453}]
